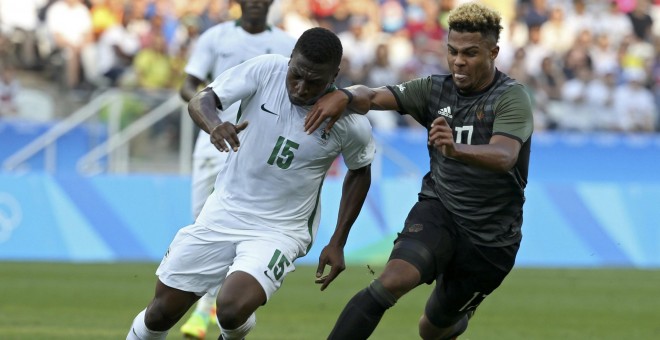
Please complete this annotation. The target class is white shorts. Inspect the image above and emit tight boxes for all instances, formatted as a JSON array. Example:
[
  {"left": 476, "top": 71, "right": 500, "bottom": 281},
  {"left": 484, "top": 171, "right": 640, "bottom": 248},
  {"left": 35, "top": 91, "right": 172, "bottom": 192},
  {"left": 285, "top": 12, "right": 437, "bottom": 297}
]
[
  {"left": 191, "top": 134, "right": 228, "bottom": 218},
  {"left": 156, "top": 223, "right": 302, "bottom": 301}
]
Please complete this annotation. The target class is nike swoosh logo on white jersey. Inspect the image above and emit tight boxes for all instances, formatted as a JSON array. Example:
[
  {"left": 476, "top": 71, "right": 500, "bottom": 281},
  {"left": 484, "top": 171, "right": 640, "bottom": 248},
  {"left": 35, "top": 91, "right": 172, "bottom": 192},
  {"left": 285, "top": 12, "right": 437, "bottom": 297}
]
[{"left": 261, "top": 103, "right": 278, "bottom": 115}]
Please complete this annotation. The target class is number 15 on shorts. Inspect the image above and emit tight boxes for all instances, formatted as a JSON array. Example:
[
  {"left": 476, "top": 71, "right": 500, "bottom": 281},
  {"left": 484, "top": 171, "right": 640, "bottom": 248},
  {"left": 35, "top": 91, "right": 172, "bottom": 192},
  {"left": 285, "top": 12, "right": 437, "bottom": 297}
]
[{"left": 265, "top": 249, "right": 291, "bottom": 281}]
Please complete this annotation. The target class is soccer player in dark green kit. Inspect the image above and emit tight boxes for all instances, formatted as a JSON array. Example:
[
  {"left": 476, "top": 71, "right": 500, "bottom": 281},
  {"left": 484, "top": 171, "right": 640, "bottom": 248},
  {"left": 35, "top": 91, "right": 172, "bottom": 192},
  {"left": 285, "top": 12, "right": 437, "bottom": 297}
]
[{"left": 306, "top": 2, "right": 533, "bottom": 339}]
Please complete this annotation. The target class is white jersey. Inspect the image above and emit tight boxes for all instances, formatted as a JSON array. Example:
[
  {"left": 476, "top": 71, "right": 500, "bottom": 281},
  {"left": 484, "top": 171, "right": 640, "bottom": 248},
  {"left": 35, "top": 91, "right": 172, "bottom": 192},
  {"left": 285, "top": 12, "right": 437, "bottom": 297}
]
[
  {"left": 185, "top": 21, "right": 296, "bottom": 158},
  {"left": 197, "top": 54, "right": 376, "bottom": 248}
]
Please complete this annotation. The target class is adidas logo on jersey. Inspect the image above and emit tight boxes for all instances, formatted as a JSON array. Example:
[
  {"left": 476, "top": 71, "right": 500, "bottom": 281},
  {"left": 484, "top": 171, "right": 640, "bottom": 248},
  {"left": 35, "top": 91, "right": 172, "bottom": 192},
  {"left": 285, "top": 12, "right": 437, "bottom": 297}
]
[{"left": 437, "top": 106, "right": 453, "bottom": 119}]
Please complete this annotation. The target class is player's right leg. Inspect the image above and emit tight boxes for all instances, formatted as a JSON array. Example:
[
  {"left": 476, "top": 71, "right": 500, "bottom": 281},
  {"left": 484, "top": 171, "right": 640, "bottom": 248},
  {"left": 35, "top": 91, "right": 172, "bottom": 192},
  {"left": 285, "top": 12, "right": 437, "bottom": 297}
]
[
  {"left": 127, "top": 280, "right": 199, "bottom": 340},
  {"left": 215, "top": 230, "right": 304, "bottom": 340},
  {"left": 215, "top": 271, "right": 264, "bottom": 340},
  {"left": 328, "top": 198, "right": 455, "bottom": 340},
  {"left": 418, "top": 226, "right": 520, "bottom": 339}
]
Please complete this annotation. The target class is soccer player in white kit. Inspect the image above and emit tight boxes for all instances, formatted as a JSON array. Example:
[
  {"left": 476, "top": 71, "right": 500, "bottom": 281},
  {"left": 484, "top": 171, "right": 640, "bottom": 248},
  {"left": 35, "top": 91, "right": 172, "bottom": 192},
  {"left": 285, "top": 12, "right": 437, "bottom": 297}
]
[
  {"left": 127, "top": 27, "right": 376, "bottom": 340},
  {"left": 178, "top": 1, "right": 295, "bottom": 338}
]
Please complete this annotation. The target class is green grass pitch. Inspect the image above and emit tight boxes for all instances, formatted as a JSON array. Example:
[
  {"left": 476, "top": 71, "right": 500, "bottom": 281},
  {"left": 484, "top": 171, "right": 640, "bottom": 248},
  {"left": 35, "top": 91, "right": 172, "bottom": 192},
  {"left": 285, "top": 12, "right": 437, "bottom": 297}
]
[{"left": 1, "top": 262, "right": 659, "bottom": 339}]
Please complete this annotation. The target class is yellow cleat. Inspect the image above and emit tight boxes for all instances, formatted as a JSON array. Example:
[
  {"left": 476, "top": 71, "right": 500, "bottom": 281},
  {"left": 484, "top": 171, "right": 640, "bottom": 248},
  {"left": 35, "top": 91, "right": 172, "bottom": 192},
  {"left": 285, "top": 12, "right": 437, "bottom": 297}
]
[{"left": 181, "top": 311, "right": 211, "bottom": 340}]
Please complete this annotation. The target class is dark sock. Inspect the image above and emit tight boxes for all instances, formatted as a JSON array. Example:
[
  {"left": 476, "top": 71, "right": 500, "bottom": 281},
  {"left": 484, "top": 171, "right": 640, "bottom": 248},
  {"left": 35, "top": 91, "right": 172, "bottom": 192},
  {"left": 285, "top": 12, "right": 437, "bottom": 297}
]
[{"left": 327, "top": 288, "right": 392, "bottom": 340}]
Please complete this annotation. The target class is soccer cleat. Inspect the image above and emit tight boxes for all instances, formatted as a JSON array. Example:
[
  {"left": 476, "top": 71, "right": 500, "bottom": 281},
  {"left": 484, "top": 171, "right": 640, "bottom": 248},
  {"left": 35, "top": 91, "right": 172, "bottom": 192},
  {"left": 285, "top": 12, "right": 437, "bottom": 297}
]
[{"left": 181, "top": 310, "right": 211, "bottom": 340}]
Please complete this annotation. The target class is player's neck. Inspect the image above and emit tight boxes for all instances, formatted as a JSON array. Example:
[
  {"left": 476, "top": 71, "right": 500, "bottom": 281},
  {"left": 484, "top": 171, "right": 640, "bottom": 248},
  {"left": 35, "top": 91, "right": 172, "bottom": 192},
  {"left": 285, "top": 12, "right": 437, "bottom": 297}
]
[{"left": 239, "top": 19, "right": 269, "bottom": 34}]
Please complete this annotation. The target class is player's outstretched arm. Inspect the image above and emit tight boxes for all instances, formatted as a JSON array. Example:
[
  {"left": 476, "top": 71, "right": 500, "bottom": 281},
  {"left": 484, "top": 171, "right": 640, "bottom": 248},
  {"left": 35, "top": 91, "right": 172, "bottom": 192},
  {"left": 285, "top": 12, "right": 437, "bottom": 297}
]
[
  {"left": 305, "top": 85, "right": 398, "bottom": 134},
  {"left": 316, "top": 165, "right": 371, "bottom": 291},
  {"left": 188, "top": 88, "right": 248, "bottom": 152}
]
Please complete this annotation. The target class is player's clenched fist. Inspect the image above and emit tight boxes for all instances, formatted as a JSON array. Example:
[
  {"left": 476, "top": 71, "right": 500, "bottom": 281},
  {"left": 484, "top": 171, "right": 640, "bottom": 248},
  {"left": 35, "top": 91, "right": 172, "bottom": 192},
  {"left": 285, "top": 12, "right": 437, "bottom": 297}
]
[{"left": 428, "top": 117, "right": 457, "bottom": 157}]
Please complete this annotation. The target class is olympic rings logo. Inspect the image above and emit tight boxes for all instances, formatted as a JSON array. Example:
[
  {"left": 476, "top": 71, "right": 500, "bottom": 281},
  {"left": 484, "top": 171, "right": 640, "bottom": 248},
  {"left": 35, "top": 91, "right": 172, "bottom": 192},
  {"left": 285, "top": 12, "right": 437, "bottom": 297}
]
[{"left": 0, "top": 192, "right": 22, "bottom": 243}]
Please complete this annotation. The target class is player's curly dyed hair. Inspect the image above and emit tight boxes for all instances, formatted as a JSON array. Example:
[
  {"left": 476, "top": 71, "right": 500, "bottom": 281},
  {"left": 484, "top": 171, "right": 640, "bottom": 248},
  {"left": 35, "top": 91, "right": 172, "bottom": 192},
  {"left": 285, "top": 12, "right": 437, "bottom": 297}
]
[
  {"left": 448, "top": 2, "right": 503, "bottom": 44},
  {"left": 293, "top": 27, "right": 343, "bottom": 69}
]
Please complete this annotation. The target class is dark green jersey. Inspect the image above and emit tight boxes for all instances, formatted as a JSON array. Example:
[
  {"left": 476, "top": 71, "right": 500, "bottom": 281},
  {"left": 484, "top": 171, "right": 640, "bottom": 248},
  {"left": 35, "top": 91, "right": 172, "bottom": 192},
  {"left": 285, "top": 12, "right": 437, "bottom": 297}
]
[{"left": 387, "top": 71, "right": 533, "bottom": 246}]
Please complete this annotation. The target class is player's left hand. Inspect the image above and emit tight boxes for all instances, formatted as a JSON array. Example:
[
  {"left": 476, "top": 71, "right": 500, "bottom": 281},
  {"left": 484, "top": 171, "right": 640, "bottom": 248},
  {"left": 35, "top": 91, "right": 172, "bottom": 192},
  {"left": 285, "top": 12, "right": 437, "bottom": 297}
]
[
  {"left": 304, "top": 90, "right": 346, "bottom": 134},
  {"left": 315, "top": 244, "right": 346, "bottom": 291},
  {"left": 428, "top": 117, "right": 457, "bottom": 157}
]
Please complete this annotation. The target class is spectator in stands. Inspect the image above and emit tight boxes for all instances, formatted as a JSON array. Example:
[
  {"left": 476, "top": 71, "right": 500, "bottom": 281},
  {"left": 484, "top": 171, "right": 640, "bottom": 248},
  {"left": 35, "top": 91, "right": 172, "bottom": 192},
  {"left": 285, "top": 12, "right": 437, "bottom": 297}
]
[
  {"left": 539, "top": 5, "right": 573, "bottom": 56},
  {"left": 507, "top": 47, "right": 532, "bottom": 86},
  {"left": 95, "top": 5, "right": 140, "bottom": 87},
  {"left": 281, "top": 0, "right": 317, "bottom": 38},
  {"left": 594, "top": 0, "right": 633, "bottom": 48},
  {"left": 309, "top": 0, "right": 342, "bottom": 31},
  {"left": 379, "top": 0, "right": 406, "bottom": 34},
  {"left": 628, "top": 0, "right": 654, "bottom": 42},
  {"left": 89, "top": 0, "right": 122, "bottom": 40},
  {"left": 363, "top": 42, "right": 402, "bottom": 131},
  {"left": 334, "top": 57, "right": 355, "bottom": 89},
  {"left": 590, "top": 34, "right": 619, "bottom": 78},
  {"left": 613, "top": 68, "right": 658, "bottom": 132},
  {"left": 132, "top": 30, "right": 173, "bottom": 91},
  {"left": 564, "top": 0, "right": 596, "bottom": 39},
  {"left": 0, "top": 0, "right": 43, "bottom": 69},
  {"left": 562, "top": 31, "right": 593, "bottom": 79},
  {"left": 537, "top": 55, "right": 566, "bottom": 102},
  {"left": 652, "top": 36, "right": 660, "bottom": 130},
  {"left": 620, "top": 33, "right": 654, "bottom": 76},
  {"left": 386, "top": 29, "right": 414, "bottom": 72},
  {"left": 559, "top": 64, "right": 596, "bottom": 131},
  {"left": 522, "top": 24, "right": 550, "bottom": 77},
  {"left": 406, "top": 0, "right": 444, "bottom": 43},
  {"left": 0, "top": 63, "right": 19, "bottom": 116},
  {"left": 585, "top": 68, "right": 621, "bottom": 131},
  {"left": 45, "top": 0, "right": 94, "bottom": 90},
  {"left": 198, "top": 0, "right": 231, "bottom": 33},
  {"left": 522, "top": 0, "right": 549, "bottom": 27},
  {"left": 338, "top": 15, "right": 377, "bottom": 82},
  {"left": 399, "top": 35, "right": 447, "bottom": 82}
]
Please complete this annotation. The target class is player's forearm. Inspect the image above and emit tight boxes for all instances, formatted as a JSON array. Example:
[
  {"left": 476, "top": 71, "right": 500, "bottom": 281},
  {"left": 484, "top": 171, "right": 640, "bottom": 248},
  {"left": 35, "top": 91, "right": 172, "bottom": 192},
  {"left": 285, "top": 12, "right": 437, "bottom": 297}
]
[
  {"left": 188, "top": 88, "right": 223, "bottom": 134},
  {"left": 447, "top": 138, "right": 519, "bottom": 173},
  {"left": 344, "top": 85, "right": 397, "bottom": 113},
  {"left": 327, "top": 165, "right": 371, "bottom": 247},
  {"left": 180, "top": 76, "right": 204, "bottom": 102}
]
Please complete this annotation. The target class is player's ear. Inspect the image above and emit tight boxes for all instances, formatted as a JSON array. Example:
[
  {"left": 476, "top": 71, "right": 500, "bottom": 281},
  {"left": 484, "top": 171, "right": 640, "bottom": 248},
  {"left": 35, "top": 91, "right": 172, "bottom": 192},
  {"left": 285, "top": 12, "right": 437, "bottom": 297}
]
[{"left": 491, "top": 45, "right": 500, "bottom": 60}]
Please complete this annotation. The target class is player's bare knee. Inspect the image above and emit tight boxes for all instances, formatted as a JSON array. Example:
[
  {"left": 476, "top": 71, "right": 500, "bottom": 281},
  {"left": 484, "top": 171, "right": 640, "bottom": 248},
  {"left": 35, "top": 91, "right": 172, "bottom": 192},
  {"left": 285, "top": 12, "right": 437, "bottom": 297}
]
[
  {"left": 377, "top": 271, "right": 416, "bottom": 298},
  {"left": 216, "top": 299, "right": 250, "bottom": 329},
  {"left": 144, "top": 301, "right": 174, "bottom": 331}
]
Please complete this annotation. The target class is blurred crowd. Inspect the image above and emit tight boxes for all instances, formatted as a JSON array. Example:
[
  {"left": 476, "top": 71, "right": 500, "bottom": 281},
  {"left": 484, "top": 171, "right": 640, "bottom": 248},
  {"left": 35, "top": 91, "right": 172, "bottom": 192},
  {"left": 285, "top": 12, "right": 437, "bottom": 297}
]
[{"left": 1, "top": 0, "right": 659, "bottom": 132}]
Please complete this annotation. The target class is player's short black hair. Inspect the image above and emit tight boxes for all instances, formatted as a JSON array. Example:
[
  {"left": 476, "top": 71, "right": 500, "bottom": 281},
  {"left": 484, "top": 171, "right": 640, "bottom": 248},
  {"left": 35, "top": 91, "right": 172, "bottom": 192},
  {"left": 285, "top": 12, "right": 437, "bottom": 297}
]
[{"left": 293, "top": 27, "right": 343, "bottom": 69}]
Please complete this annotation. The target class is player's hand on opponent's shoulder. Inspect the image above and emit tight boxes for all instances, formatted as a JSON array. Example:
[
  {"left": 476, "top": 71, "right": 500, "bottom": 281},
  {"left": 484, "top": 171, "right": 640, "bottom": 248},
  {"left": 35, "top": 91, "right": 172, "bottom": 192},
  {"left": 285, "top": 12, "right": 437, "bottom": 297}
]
[
  {"left": 315, "top": 244, "right": 346, "bottom": 291},
  {"left": 210, "top": 121, "right": 249, "bottom": 152},
  {"left": 304, "top": 90, "right": 348, "bottom": 134}
]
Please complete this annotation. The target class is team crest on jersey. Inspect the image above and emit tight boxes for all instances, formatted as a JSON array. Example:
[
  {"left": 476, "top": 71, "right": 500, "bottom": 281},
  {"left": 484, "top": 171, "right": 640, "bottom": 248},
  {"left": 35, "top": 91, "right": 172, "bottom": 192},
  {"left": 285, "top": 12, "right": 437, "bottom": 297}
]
[
  {"left": 476, "top": 109, "right": 485, "bottom": 120},
  {"left": 315, "top": 127, "right": 330, "bottom": 145}
]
